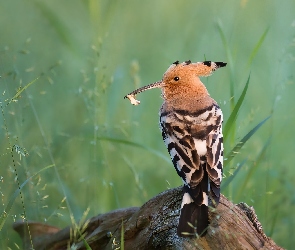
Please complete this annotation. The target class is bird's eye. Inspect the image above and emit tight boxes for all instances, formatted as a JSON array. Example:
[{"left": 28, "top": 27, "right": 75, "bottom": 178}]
[{"left": 174, "top": 77, "right": 179, "bottom": 81}]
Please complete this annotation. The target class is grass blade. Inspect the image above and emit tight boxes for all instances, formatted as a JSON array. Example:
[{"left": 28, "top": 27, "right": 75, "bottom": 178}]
[
  {"left": 216, "top": 21, "right": 234, "bottom": 103},
  {"left": 33, "top": 2, "right": 74, "bottom": 51},
  {"left": 97, "top": 136, "right": 171, "bottom": 163},
  {"left": 247, "top": 27, "right": 269, "bottom": 67},
  {"left": 121, "top": 219, "right": 125, "bottom": 250},
  {"left": 225, "top": 116, "right": 271, "bottom": 165},
  {"left": 80, "top": 235, "right": 92, "bottom": 249},
  {"left": 0, "top": 164, "right": 55, "bottom": 231},
  {"left": 81, "top": 239, "right": 92, "bottom": 250},
  {"left": 224, "top": 75, "right": 250, "bottom": 140},
  {"left": 6, "top": 77, "right": 39, "bottom": 106},
  {"left": 236, "top": 137, "right": 271, "bottom": 198},
  {"left": 222, "top": 158, "right": 247, "bottom": 189},
  {"left": 268, "top": 206, "right": 279, "bottom": 237}
]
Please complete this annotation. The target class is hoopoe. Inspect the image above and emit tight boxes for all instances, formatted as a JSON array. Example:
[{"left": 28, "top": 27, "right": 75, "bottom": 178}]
[{"left": 124, "top": 60, "right": 226, "bottom": 237}]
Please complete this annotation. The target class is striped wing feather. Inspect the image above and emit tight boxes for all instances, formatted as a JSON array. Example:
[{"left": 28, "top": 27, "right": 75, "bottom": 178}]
[{"left": 206, "top": 116, "right": 223, "bottom": 206}]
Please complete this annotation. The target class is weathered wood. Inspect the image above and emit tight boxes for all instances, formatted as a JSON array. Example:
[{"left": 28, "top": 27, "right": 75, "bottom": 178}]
[{"left": 13, "top": 187, "right": 283, "bottom": 250}]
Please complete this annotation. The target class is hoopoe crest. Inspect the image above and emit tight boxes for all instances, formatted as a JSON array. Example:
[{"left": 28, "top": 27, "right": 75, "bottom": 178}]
[{"left": 124, "top": 60, "right": 226, "bottom": 237}]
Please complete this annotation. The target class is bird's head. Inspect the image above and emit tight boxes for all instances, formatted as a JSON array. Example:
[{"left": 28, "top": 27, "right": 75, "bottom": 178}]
[{"left": 124, "top": 60, "right": 226, "bottom": 105}]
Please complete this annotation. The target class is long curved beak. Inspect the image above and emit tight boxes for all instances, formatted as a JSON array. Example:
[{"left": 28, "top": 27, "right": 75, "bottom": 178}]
[{"left": 124, "top": 81, "right": 163, "bottom": 105}]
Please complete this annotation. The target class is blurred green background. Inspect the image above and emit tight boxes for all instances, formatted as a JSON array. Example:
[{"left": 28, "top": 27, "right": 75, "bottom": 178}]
[{"left": 0, "top": 0, "right": 294, "bottom": 248}]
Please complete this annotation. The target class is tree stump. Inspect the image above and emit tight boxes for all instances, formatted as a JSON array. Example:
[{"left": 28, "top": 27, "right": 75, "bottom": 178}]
[{"left": 13, "top": 187, "right": 283, "bottom": 250}]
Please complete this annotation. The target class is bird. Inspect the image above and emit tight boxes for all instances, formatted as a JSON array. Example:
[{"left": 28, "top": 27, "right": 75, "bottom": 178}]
[{"left": 124, "top": 60, "right": 226, "bottom": 237}]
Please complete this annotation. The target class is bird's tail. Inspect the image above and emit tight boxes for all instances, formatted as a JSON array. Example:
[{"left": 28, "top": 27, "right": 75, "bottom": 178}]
[{"left": 177, "top": 190, "right": 209, "bottom": 237}]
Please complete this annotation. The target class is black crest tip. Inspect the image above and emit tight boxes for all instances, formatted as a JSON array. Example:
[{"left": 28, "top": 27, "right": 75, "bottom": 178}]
[
  {"left": 185, "top": 60, "right": 191, "bottom": 65},
  {"left": 173, "top": 60, "right": 180, "bottom": 65},
  {"left": 203, "top": 61, "right": 212, "bottom": 67},
  {"left": 215, "top": 62, "right": 227, "bottom": 68}
]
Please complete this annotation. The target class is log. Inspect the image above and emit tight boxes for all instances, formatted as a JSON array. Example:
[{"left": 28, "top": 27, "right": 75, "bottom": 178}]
[{"left": 13, "top": 187, "right": 283, "bottom": 250}]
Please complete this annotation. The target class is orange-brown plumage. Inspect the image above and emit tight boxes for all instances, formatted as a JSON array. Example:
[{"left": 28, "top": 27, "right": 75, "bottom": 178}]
[
  {"left": 161, "top": 63, "right": 210, "bottom": 101},
  {"left": 160, "top": 61, "right": 224, "bottom": 114}
]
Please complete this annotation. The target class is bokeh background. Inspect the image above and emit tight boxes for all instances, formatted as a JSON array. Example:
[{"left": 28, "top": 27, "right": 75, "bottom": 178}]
[{"left": 0, "top": 0, "right": 295, "bottom": 248}]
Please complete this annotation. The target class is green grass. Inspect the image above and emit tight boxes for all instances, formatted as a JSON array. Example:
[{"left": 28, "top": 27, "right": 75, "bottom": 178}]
[{"left": 0, "top": 0, "right": 295, "bottom": 249}]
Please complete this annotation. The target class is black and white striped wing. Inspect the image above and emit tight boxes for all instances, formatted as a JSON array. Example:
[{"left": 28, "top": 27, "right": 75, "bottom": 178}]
[{"left": 206, "top": 106, "right": 223, "bottom": 206}]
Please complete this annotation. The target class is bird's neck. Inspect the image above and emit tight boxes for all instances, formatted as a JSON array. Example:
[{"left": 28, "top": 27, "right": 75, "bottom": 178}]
[
  {"left": 161, "top": 82, "right": 215, "bottom": 112},
  {"left": 162, "top": 81, "right": 209, "bottom": 101}
]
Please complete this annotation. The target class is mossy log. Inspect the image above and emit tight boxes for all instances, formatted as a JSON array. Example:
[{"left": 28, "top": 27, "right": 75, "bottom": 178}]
[{"left": 13, "top": 187, "right": 283, "bottom": 250}]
